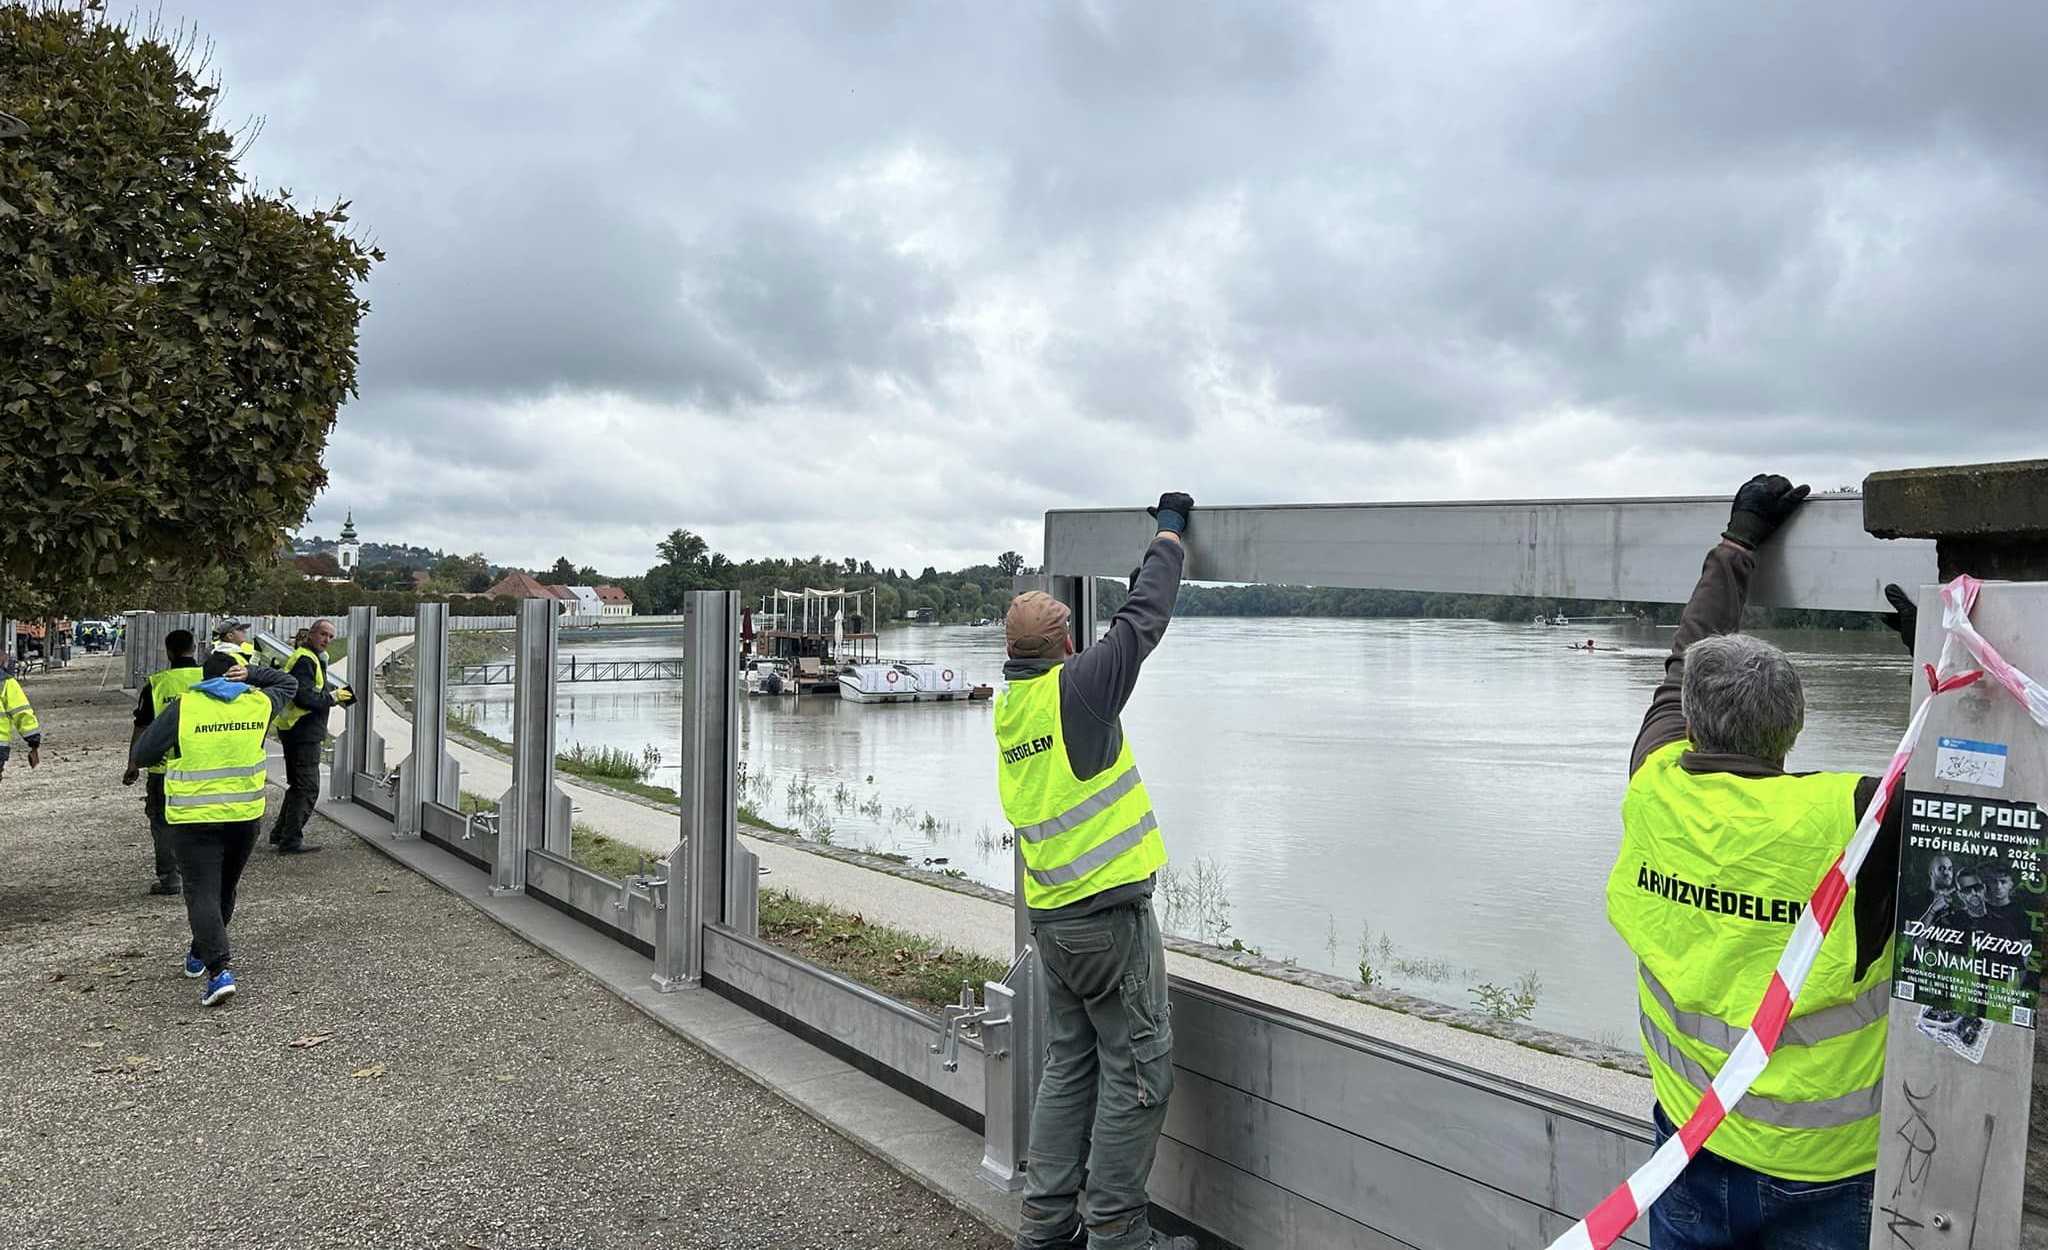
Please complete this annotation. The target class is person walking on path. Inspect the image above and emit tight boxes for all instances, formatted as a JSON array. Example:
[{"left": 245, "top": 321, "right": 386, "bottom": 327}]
[
  {"left": 121, "top": 628, "right": 204, "bottom": 895},
  {"left": 1608, "top": 473, "right": 1916, "bottom": 1249},
  {"left": 0, "top": 653, "right": 41, "bottom": 787},
  {"left": 128, "top": 646, "right": 296, "bottom": 1006},
  {"left": 995, "top": 491, "right": 1196, "bottom": 1250},
  {"left": 268, "top": 617, "right": 349, "bottom": 854}
]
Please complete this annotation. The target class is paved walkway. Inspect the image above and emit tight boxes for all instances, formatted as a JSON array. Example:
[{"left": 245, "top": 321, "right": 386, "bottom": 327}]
[
  {"left": 0, "top": 659, "right": 1008, "bottom": 1250},
  {"left": 359, "top": 635, "right": 1651, "bottom": 1117}
]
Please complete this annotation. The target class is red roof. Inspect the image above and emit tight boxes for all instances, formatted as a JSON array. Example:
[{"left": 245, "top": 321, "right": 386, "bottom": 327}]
[
  {"left": 595, "top": 585, "right": 631, "bottom": 603},
  {"left": 485, "top": 571, "right": 576, "bottom": 600}
]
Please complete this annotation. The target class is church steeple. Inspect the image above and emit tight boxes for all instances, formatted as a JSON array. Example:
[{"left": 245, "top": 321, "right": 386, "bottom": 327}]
[{"left": 337, "top": 510, "right": 361, "bottom": 576}]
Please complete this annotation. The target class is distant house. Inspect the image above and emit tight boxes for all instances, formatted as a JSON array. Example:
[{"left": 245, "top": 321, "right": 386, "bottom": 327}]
[
  {"left": 484, "top": 570, "right": 576, "bottom": 609},
  {"left": 482, "top": 572, "right": 632, "bottom": 618}
]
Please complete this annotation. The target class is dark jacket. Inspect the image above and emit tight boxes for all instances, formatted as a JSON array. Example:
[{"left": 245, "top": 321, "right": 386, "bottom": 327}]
[
  {"left": 129, "top": 667, "right": 298, "bottom": 773},
  {"left": 133, "top": 658, "right": 203, "bottom": 728},
  {"left": 278, "top": 650, "right": 338, "bottom": 743},
  {"left": 1005, "top": 535, "right": 1186, "bottom": 922},
  {"left": 1630, "top": 542, "right": 1900, "bottom": 979}
]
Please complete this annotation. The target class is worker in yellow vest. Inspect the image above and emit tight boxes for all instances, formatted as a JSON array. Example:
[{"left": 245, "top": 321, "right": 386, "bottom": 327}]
[
  {"left": 214, "top": 618, "right": 258, "bottom": 668},
  {"left": 121, "top": 628, "right": 205, "bottom": 895},
  {"left": 268, "top": 617, "right": 350, "bottom": 853},
  {"left": 129, "top": 645, "right": 297, "bottom": 1006},
  {"left": 0, "top": 653, "right": 41, "bottom": 786},
  {"left": 1609, "top": 474, "right": 1915, "bottom": 1248},
  {"left": 995, "top": 491, "right": 1194, "bottom": 1250}
]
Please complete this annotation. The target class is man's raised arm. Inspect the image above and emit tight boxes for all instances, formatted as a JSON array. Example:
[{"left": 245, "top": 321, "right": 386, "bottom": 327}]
[{"left": 1629, "top": 475, "right": 1810, "bottom": 775}]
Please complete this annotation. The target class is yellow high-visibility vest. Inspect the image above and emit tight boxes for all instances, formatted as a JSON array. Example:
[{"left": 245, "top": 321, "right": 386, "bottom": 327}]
[
  {"left": 1608, "top": 740, "right": 1889, "bottom": 1182},
  {"left": 0, "top": 676, "right": 38, "bottom": 748},
  {"left": 144, "top": 665, "right": 205, "bottom": 775},
  {"left": 994, "top": 666, "right": 1166, "bottom": 911},
  {"left": 163, "top": 688, "right": 271, "bottom": 824},
  {"left": 271, "top": 648, "right": 325, "bottom": 732}
]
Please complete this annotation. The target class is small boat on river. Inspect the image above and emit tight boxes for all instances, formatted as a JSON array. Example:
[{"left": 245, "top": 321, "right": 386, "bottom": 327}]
[{"left": 838, "top": 662, "right": 974, "bottom": 704}]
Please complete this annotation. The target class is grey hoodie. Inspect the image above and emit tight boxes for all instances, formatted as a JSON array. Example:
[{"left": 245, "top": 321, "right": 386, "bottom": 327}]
[{"left": 1004, "top": 534, "right": 1186, "bottom": 922}]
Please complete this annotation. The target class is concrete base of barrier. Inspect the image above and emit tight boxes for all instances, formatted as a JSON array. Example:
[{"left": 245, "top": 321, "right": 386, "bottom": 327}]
[{"left": 317, "top": 796, "right": 1027, "bottom": 1242}]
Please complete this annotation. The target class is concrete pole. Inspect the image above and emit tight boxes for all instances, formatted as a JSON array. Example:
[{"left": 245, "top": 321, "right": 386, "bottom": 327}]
[{"left": 1865, "top": 459, "right": 2048, "bottom": 1247}]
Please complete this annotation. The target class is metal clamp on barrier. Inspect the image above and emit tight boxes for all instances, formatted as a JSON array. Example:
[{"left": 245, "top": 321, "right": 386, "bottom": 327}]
[
  {"left": 463, "top": 808, "right": 499, "bottom": 844},
  {"left": 931, "top": 982, "right": 1003, "bottom": 1074},
  {"left": 614, "top": 856, "right": 670, "bottom": 915}
]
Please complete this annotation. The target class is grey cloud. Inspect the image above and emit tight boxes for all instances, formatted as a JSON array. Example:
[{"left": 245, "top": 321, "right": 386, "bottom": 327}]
[{"left": 165, "top": 1, "right": 2048, "bottom": 570}]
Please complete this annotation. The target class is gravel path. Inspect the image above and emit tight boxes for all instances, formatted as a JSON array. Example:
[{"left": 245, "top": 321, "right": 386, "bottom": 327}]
[{"left": 0, "top": 659, "right": 1007, "bottom": 1250}]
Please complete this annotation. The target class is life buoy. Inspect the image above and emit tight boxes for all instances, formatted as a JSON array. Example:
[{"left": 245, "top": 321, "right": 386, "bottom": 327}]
[
  {"left": 884, "top": 670, "right": 898, "bottom": 684},
  {"left": 942, "top": 669, "right": 954, "bottom": 682}
]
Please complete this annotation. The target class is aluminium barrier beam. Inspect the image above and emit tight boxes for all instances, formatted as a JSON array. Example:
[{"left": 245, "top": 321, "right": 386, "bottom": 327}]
[
  {"left": 1043, "top": 494, "right": 1937, "bottom": 613},
  {"left": 395, "top": 603, "right": 461, "bottom": 837}
]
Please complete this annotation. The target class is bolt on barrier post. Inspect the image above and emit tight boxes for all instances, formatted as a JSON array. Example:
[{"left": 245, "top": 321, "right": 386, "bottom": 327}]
[
  {"left": 495, "top": 598, "right": 561, "bottom": 894},
  {"left": 656, "top": 590, "right": 740, "bottom": 990},
  {"left": 396, "top": 603, "right": 460, "bottom": 836}
]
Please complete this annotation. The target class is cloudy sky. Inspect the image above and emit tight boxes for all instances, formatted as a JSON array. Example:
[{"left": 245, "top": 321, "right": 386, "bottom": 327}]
[{"left": 184, "top": 2, "right": 2048, "bottom": 575}]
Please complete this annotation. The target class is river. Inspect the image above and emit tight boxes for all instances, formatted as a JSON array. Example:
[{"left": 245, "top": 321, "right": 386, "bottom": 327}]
[{"left": 447, "top": 617, "right": 1913, "bottom": 1043}]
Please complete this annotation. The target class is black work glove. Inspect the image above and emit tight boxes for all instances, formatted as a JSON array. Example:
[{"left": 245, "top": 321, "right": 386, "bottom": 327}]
[
  {"left": 1147, "top": 491, "right": 1194, "bottom": 537},
  {"left": 1881, "top": 584, "right": 1918, "bottom": 655},
  {"left": 1723, "top": 474, "right": 1810, "bottom": 549}
]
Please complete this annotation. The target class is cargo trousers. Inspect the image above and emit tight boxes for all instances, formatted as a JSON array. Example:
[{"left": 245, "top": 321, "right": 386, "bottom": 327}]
[{"left": 1017, "top": 899, "right": 1175, "bottom": 1250}]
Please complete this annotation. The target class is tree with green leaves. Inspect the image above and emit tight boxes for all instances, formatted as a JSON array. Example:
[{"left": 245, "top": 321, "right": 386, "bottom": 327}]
[
  {"left": 657, "top": 528, "right": 709, "bottom": 569},
  {"left": 997, "top": 550, "right": 1025, "bottom": 577},
  {"left": 0, "top": 4, "right": 380, "bottom": 615}
]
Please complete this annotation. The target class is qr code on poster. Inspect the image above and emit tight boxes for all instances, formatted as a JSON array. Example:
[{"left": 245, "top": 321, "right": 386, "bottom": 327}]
[
  {"left": 1894, "top": 981, "right": 1917, "bottom": 1002},
  {"left": 2015, "top": 1005, "right": 2034, "bottom": 1028}
]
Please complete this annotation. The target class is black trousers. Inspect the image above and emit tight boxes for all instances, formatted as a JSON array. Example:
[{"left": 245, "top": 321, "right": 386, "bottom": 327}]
[
  {"left": 144, "top": 773, "right": 179, "bottom": 885},
  {"left": 269, "top": 733, "right": 323, "bottom": 848},
  {"left": 171, "top": 819, "right": 260, "bottom": 973}
]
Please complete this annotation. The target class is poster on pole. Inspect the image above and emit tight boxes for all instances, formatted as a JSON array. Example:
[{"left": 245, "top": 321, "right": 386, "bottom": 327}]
[{"left": 1892, "top": 790, "right": 2045, "bottom": 1027}]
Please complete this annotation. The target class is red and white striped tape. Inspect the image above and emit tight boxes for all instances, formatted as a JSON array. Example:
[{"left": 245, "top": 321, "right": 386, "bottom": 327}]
[{"left": 1549, "top": 575, "right": 2048, "bottom": 1250}]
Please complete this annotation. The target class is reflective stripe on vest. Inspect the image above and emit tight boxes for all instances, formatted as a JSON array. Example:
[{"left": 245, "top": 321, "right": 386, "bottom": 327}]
[
  {"left": 1638, "top": 1013, "right": 1883, "bottom": 1130},
  {"left": 0, "top": 676, "right": 38, "bottom": 746},
  {"left": 145, "top": 666, "right": 205, "bottom": 775},
  {"left": 272, "top": 648, "right": 325, "bottom": 732},
  {"left": 164, "top": 689, "right": 271, "bottom": 824},
  {"left": 1609, "top": 739, "right": 1887, "bottom": 1182},
  {"left": 995, "top": 665, "right": 1167, "bottom": 911}
]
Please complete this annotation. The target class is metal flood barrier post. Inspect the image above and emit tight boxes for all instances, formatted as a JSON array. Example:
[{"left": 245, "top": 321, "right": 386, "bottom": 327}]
[
  {"left": 656, "top": 590, "right": 739, "bottom": 989},
  {"left": 332, "top": 606, "right": 389, "bottom": 808},
  {"left": 496, "top": 598, "right": 569, "bottom": 894},
  {"left": 395, "top": 603, "right": 462, "bottom": 837}
]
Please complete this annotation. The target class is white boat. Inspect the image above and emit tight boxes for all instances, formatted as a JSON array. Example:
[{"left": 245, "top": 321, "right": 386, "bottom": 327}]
[
  {"left": 744, "top": 657, "right": 796, "bottom": 697},
  {"left": 837, "top": 662, "right": 974, "bottom": 704}
]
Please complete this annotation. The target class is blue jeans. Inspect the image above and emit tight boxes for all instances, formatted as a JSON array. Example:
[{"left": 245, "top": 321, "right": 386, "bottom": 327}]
[{"left": 1648, "top": 1106, "right": 1873, "bottom": 1249}]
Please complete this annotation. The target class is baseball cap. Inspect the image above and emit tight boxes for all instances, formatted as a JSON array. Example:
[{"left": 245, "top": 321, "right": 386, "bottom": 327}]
[{"left": 1005, "top": 592, "right": 1071, "bottom": 659}]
